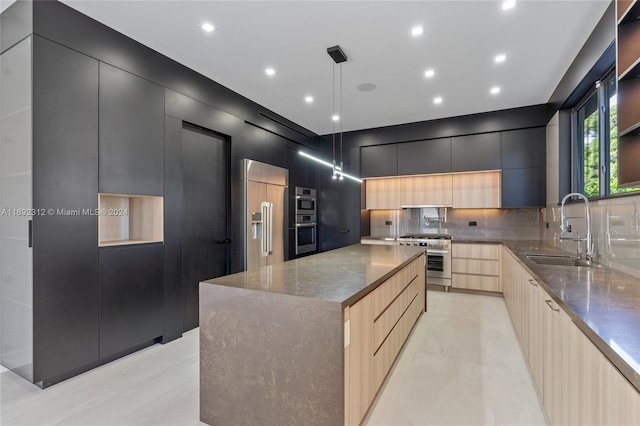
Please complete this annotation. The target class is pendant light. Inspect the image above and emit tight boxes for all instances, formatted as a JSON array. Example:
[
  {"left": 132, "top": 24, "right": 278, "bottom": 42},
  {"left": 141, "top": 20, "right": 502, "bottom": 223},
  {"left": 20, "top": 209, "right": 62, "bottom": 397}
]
[
  {"left": 298, "top": 46, "right": 362, "bottom": 183},
  {"left": 328, "top": 45, "right": 347, "bottom": 181}
]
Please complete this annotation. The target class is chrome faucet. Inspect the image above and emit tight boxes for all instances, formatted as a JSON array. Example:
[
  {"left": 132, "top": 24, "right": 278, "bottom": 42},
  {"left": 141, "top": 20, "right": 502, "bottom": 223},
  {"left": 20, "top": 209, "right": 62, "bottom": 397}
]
[{"left": 560, "top": 192, "right": 594, "bottom": 266}]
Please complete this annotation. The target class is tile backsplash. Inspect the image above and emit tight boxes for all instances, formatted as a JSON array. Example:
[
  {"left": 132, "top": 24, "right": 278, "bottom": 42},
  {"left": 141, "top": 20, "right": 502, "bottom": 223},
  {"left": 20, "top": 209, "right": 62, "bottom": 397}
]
[
  {"left": 368, "top": 208, "right": 545, "bottom": 240},
  {"left": 543, "top": 194, "right": 640, "bottom": 278}
]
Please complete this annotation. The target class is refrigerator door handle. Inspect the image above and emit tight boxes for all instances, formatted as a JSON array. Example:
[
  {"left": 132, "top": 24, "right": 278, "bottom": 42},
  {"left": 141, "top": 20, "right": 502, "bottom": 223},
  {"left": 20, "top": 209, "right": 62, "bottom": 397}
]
[
  {"left": 267, "top": 202, "right": 273, "bottom": 255},
  {"left": 261, "top": 201, "right": 269, "bottom": 257}
]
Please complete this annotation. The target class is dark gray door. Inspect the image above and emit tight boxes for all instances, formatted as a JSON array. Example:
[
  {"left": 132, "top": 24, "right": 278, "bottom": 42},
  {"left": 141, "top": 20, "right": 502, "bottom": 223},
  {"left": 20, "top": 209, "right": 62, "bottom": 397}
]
[{"left": 181, "top": 125, "right": 229, "bottom": 332}]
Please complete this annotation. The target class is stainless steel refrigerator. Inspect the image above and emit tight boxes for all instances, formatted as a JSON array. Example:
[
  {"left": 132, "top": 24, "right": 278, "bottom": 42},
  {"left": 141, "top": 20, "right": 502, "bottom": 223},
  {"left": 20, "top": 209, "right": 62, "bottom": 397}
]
[{"left": 243, "top": 159, "right": 288, "bottom": 271}]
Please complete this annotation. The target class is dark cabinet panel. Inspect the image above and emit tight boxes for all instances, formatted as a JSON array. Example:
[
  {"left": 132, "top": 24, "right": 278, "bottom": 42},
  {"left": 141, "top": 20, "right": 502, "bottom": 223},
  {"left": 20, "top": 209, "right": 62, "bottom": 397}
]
[
  {"left": 163, "top": 115, "right": 183, "bottom": 343},
  {"left": 502, "top": 167, "right": 546, "bottom": 207},
  {"left": 99, "top": 62, "right": 164, "bottom": 195},
  {"left": 265, "top": 132, "right": 288, "bottom": 169},
  {"left": 99, "top": 245, "right": 164, "bottom": 358},
  {"left": 319, "top": 163, "right": 361, "bottom": 252},
  {"left": 501, "top": 127, "right": 546, "bottom": 169},
  {"left": 361, "top": 144, "right": 398, "bottom": 178},
  {"left": 397, "top": 138, "right": 452, "bottom": 175},
  {"left": 451, "top": 133, "right": 501, "bottom": 172},
  {"left": 32, "top": 36, "right": 100, "bottom": 383}
]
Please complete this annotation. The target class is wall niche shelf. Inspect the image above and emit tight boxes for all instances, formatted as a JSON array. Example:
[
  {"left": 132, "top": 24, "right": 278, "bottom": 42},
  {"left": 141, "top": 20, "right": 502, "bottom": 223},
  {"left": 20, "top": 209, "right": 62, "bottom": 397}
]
[
  {"left": 618, "top": 0, "right": 639, "bottom": 24},
  {"left": 617, "top": 0, "right": 640, "bottom": 186},
  {"left": 98, "top": 193, "right": 164, "bottom": 247}
]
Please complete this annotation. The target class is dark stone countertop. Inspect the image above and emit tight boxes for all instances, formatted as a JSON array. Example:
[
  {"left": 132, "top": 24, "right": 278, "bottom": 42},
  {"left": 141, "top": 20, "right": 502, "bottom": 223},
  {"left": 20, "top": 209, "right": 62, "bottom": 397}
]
[
  {"left": 456, "top": 238, "right": 640, "bottom": 393},
  {"left": 201, "top": 244, "right": 425, "bottom": 308}
]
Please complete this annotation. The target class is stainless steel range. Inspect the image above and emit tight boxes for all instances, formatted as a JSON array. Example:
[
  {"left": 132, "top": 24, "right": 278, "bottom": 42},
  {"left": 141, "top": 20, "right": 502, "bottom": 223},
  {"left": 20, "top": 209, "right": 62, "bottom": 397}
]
[{"left": 397, "top": 234, "right": 452, "bottom": 291}]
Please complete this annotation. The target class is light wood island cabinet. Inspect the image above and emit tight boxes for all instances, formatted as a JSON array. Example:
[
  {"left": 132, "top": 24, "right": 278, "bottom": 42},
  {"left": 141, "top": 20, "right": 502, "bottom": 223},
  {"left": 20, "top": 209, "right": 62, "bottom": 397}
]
[{"left": 344, "top": 253, "right": 425, "bottom": 425}]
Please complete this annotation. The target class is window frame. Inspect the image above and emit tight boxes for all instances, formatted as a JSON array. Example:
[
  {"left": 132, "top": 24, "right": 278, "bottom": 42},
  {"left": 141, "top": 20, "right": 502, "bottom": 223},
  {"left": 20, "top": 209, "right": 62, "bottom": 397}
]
[{"left": 571, "top": 66, "right": 637, "bottom": 199}]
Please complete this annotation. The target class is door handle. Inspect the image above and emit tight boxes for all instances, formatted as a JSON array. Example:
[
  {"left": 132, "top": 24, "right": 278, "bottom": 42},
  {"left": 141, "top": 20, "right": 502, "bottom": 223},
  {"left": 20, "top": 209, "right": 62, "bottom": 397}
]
[
  {"left": 545, "top": 300, "right": 559, "bottom": 312},
  {"left": 216, "top": 239, "right": 231, "bottom": 244},
  {"left": 339, "top": 230, "right": 350, "bottom": 233},
  {"left": 28, "top": 220, "right": 33, "bottom": 248},
  {"left": 261, "top": 202, "right": 269, "bottom": 256}
]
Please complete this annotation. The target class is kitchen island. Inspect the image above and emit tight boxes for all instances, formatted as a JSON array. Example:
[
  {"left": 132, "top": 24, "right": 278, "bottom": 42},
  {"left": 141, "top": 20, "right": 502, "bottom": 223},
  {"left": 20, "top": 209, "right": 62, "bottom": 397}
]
[{"left": 199, "top": 244, "right": 426, "bottom": 426}]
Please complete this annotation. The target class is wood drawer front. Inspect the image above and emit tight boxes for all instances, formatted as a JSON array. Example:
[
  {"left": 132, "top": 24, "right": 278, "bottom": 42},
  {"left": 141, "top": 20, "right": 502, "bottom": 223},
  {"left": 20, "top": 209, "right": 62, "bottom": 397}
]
[
  {"left": 373, "top": 277, "right": 420, "bottom": 351},
  {"left": 452, "top": 258, "right": 499, "bottom": 276},
  {"left": 452, "top": 273, "right": 501, "bottom": 292},
  {"left": 373, "top": 291, "right": 422, "bottom": 390},
  {"left": 452, "top": 243, "right": 499, "bottom": 260},
  {"left": 373, "top": 257, "right": 421, "bottom": 318}
]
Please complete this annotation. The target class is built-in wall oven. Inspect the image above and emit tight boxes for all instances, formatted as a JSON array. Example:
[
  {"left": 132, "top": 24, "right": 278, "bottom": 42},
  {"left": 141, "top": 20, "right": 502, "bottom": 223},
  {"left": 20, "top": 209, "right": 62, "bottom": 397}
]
[
  {"left": 294, "top": 187, "right": 317, "bottom": 255},
  {"left": 397, "top": 235, "right": 452, "bottom": 291},
  {"left": 295, "top": 187, "right": 316, "bottom": 215}
]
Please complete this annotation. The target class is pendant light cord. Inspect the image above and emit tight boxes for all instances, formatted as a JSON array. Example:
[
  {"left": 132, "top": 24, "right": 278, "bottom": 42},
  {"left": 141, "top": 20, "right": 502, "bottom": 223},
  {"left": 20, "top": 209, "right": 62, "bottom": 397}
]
[
  {"left": 340, "top": 62, "right": 343, "bottom": 169},
  {"left": 332, "top": 62, "right": 336, "bottom": 169}
]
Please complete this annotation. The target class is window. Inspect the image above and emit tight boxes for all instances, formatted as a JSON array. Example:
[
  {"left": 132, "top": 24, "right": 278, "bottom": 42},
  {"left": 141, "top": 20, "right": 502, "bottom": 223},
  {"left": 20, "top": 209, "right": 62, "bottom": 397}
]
[{"left": 573, "top": 69, "right": 640, "bottom": 197}]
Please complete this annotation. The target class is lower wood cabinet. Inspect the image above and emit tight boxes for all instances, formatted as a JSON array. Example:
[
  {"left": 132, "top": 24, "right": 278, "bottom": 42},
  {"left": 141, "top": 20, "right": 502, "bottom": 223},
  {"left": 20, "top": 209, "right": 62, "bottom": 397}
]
[
  {"left": 452, "top": 243, "right": 501, "bottom": 292},
  {"left": 501, "top": 245, "right": 640, "bottom": 426},
  {"left": 344, "top": 254, "right": 425, "bottom": 425}
]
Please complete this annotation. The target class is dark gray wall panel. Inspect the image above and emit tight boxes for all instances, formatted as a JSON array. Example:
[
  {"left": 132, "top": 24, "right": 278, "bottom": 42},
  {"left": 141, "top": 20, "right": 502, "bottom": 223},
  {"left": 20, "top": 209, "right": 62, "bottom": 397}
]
[
  {"left": 343, "top": 126, "right": 397, "bottom": 147},
  {"left": 99, "top": 245, "right": 164, "bottom": 358},
  {"left": 163, "top": 115, "right": 183, "bottom": 342},
  {"left": 99, "top": 62, "right": 164, "bottom": 195},
  {"left": 396, "top": 104, "right": 550, "bottom": 142},
  {"left": 502, "top": 167, "right": 546, "bottom": 207},
  {"left": 397, "top": 138, "right": 452, "bottom": 174},
  {"left": 548, "top": 2, "right": 615, "bottom": 111},
  {"left": 164, "top": 89, "right": 245, "bottom": 138},
  {"left": 32, "top": 36, "right": 99, "bottom": 382},
  {"left": 451, "top": 133, "right": 501, "bottom": 172},
  {"left": 31, "top": 0, "right": 316, "bottom": 143},
  {"left": 0, "top": 0, "right": 32, "bottom": 54},
  {"left": 501, "top": 127, "right": 546, "bottom": 169},
  {"left": 361, "top": 145, "right": 398, "bottom": 177}
]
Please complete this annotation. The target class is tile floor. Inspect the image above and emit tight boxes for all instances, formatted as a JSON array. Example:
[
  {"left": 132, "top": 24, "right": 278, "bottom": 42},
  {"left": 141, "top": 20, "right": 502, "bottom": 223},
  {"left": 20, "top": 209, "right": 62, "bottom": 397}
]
[{"left": 0, "top": 291, "right": 547, "bottom": 426}]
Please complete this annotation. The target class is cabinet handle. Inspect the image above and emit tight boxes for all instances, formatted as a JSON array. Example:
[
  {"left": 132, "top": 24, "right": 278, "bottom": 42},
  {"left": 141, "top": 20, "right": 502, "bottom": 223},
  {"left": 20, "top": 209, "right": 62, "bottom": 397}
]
[
  {"left": 28, "top": 220, "right": 33, "bottom": 248},
  {"left": 528, "top": 279, "right": 538, "bottom": 287},
  {"left": 545, "top": 299, "right": 559, "bottom": 312},
  {"left": 339, "top": 230, "right": 350, "bottom": 233}
]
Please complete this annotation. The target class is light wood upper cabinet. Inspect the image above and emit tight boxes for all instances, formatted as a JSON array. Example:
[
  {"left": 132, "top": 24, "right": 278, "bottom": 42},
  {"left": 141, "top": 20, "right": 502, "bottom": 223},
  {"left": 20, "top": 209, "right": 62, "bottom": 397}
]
[
  {"left": 452, "top": 171, "right": 501, "bottom": 208},
  {"left": 365, "top": 171, "right": 499, "bottom": 209},
  {"left": 402, "top": 174, "right": 453, "bottom": 206},
  {"left": 365, "top": 177, "right": 402, "bottom": 210}
]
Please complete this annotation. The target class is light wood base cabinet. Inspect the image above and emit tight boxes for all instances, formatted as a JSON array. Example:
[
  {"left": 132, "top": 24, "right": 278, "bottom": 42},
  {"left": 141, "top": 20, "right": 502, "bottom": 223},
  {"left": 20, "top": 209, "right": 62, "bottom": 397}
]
[
  {"left": 502, "top": 245, "right": 640, "bottom": 426},
  {"left": 452, "top": 243, "right": 501, "bottom": 292},
  {"left": 344, "top": 254, "right": 425, "bottom": 425}
]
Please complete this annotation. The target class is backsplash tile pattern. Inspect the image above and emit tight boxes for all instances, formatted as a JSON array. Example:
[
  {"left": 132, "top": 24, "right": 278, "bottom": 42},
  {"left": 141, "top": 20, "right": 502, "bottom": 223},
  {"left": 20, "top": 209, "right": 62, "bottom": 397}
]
[
  {"left": 544, "top": 194, "right": 640, "bottom": 278},
  {"left": 369, "top": 208, "right": 544, "bottom": 240}
]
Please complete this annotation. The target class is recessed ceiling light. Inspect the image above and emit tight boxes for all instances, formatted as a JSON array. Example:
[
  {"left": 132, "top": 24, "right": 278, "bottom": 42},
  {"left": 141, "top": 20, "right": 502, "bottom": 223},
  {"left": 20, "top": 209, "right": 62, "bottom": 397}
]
[
  {"left": 494, "top": 54, "right": 507, "bottom": 63},
  {"left": 305, "top": 96, "right": 314, "bottom": 103},
  {"left": 502, "top": 0, "right": 517, "bottom": 10},
  {"left": 265, "top": 68, "right": 276, "bottom": 76},
  {"left": 201, "top": 22, "right": 215, "bottom": 32},
  {"left": 424, "top": 69, "right": 435, "bottom": 78},
  {"left": 433, "top": 97, "right": 443, "bottom": 105},
  {"left": 411, "top": 26, "right": 424, "bottom": 36},
  {"left": 332, "top": 114, "right": 340, "bottom": 122},
  {"left": 490, "top": 86, "right": 501, "bottom": 95}
]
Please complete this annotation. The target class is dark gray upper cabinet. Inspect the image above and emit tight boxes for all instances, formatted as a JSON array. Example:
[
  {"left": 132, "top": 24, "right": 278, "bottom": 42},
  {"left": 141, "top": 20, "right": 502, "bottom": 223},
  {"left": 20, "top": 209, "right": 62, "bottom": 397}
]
[
  {"left": 361, "top": 144, "right": 398, "bottom": 177},
  {"left": 451, "top": 133, "right": 501, "bottom": 172},
  {"left": 502, "top": 167, "right": 546, "bottom": 207},
  {"left": 99, "top": 63, "right": 164, "bottom": 195},
  {"left": 397, "top": 138, "right": 452, "bottom": 175},
  {"left": 501, "top": 127, "right": 546, "bottom": 169},
  {"left": 32, "top": 36, "right": 100, "bottom": 384}
]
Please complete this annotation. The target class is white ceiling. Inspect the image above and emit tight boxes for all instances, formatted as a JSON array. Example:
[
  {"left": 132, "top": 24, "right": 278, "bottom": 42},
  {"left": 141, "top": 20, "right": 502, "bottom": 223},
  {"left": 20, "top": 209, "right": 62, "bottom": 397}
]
[{"left": 2, "top": 1, "right": 611, "bottom": 135}]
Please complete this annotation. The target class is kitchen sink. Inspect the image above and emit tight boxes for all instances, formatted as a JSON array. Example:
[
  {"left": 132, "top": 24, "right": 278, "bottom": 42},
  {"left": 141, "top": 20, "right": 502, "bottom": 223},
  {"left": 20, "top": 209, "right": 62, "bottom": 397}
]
[{"left": 525, "top": 254, "right": 586, "bottom": 267}]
